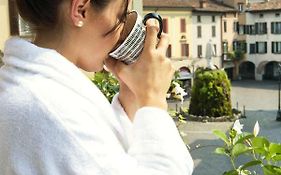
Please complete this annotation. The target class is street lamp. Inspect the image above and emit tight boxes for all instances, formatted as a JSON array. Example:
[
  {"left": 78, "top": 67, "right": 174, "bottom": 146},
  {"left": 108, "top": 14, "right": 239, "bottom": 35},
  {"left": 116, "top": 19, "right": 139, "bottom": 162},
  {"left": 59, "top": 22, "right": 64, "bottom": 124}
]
[{"left": 276, "top": 63, "right": 281, "bottom": 121}]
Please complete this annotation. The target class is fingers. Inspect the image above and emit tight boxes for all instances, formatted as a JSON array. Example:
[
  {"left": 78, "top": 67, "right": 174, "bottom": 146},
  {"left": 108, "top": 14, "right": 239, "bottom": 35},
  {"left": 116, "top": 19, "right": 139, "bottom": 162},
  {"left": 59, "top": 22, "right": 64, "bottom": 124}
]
[
  {"left": 157, "top": 33, "right": 169, "bottom": 53},
  {"left": 143, "top": 19, "right": 160, "bottom": 51}
]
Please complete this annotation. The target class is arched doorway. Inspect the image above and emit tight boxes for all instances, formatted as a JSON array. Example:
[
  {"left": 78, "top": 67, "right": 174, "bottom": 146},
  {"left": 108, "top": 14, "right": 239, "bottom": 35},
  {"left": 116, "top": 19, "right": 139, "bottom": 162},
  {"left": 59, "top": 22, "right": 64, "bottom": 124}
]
[
  {"left": 239, "top": 61, "right": 255, "bottom": 80},
  {"left": 178, "top": 67, "right": 192, "bottom": 98},
  {"left": 264, "top": 61, "right": 280, "bottom": 80},
  {"left": 179, "top": 67, "right": 191, "bottom": 79}
]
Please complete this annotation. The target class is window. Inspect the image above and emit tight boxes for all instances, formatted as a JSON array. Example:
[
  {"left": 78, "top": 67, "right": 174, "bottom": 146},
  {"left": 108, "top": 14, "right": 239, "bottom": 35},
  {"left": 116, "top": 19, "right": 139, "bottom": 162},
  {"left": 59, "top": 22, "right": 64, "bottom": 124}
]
[
  {"left": 181, "top": 44, "right": 189, "bottom": 57},
  {"left": 224, "top": 21, "right": 227, "bottom": 33},
  {"left": 240, "top": 41, "right": 247, "bottom": 53},
  {"left": 223, "top": 42, "right": 228, "bottom": 54},
  {"left": 213, "top": 44, "right": 217, "bottom": 56},
  {"left": 238, "top": 3, "right": 243, "bottom": 12},
  {"left": 250, "top": 44, "right": 256, "bottom": 54},
  {"left": 259, "top": 14, "right": 264, "bottom": 18},
  {"left": 163, "top": 18, "right": 168, "bottom": 33},
  {"left": 239, "top": 25, "right": 245, "bottom": 35},
  {"left": 272, "top": 42, "right": 281, "bottom": 54},
  {"left": 276, "top": 13, "right": 280, "bottom": 17},
  {"left": 212, "top": 16, "right": 216, "bottom": 22},
  {"left": 245, "top": 25, "right": 256, "bottom": 35},
  {"left": 234, "top": 41, "right": 247, "bottom": 53},
  {"left": 212, "top": 26, "right": 216, "bottom": 37},
  {"left": 271, "top": 22, "right": 281, "bottom": 34},
  {"left": 256, "top": 42, "right": 267, "bottom": 54},
  {"left": 180, "top": 18, "right": 186, "bottom": 33},
  {"left": 198, "top": 45, "right": 202, "bottom": 58},
  {"left": 166, "top": 45, "right": 172, "bottom": 58},
  {"left": 234, "top": 21, "right": 239, "bottom": 32},
  {"left": 255, "top": 22, "right": 267, "bottom": 34},
  {"left": 197, "top": 26, "right": 202, "bottom": 38},
  {"left": 233, "top": 41, "right": 238, "bottom": 51},
  {"left": 197, "top": 16, "right": 201, "bottom": 23}
]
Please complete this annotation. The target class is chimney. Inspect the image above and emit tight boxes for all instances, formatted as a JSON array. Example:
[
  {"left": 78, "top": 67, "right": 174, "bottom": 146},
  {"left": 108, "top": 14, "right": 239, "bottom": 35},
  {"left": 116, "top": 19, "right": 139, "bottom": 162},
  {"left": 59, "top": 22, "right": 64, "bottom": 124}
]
[{"left": 199, "top": 0, "right": 207, "bottom": 8}]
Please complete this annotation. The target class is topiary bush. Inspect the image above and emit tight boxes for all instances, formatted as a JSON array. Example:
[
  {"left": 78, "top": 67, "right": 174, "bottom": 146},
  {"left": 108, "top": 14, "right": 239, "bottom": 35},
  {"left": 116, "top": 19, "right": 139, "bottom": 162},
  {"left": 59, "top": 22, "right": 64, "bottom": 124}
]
[{"left": 189, "top": 68, "right": 232, "bottom": 118}]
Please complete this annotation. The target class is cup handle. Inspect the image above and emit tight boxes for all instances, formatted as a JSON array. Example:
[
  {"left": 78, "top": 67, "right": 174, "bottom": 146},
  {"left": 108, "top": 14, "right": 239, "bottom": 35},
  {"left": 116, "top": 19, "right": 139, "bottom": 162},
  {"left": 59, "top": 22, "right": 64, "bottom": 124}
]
[{"left": 143, "top": 13, "right": 163, "bottom": 39}]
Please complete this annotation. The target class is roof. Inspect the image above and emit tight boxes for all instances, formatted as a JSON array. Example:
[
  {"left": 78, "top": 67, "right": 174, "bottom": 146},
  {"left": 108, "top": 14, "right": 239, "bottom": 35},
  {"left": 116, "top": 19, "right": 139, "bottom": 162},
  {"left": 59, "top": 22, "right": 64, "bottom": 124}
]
[
  {"left": 143, "top": 0, "right": 236, "bottom": 13},
  {"left": 246, "top": 0, "right": 281, "bottom": 12}
]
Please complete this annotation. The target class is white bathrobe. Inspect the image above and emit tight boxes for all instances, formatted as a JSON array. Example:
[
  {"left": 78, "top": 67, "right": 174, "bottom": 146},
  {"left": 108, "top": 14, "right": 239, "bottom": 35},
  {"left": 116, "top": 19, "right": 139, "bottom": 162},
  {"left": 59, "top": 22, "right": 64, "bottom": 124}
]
[{"left": 0, "top": 38, "right": 193, "bottom": 175}]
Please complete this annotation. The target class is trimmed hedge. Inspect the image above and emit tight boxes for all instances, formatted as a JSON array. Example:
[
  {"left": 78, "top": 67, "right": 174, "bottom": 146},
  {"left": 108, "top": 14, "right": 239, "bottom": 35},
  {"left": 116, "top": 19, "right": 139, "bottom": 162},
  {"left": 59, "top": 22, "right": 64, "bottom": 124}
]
[{"left": 189, "top": 68, "right": 232, "bottom": 118}]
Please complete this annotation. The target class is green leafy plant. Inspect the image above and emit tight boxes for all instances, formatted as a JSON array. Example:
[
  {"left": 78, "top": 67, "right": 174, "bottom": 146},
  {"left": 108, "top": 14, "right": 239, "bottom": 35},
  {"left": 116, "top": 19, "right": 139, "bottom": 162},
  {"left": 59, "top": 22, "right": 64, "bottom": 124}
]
[
  {"left": 213, "top": 120, "right": 281, "bottom": 175},
  {"left": 90, "top": 71, "right": 119, "bottom": 102},
  {"left": 227, "top": 50, "right": 245, "bottom": 61},
  {"left": 189, "top": 68, "right": 232, "bottom": 118},
  {"left": 91, "top": 70, "right": 187, "bottom": 103},
  {"left": 167, "top": 71, "right": 189, "bottom": 103}
]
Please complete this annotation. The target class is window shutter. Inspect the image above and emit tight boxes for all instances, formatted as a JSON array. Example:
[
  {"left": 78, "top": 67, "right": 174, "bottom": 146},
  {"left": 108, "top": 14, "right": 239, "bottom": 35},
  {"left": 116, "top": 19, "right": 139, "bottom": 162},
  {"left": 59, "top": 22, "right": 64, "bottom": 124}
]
[
  {"left": 180, "top": 19, "right": 186, "bottom": 33},
  {"left": 166, "top": 45, "right": 172, "bottom": 58},
  {"left": 264, "top": 22, "right": 267, "bottom": 34},
  {"left": 163, "top": 19, "right": 168, "bottom": 33},
  {"left": 255, "top": 23, "right": 258, "bottom": 34}
]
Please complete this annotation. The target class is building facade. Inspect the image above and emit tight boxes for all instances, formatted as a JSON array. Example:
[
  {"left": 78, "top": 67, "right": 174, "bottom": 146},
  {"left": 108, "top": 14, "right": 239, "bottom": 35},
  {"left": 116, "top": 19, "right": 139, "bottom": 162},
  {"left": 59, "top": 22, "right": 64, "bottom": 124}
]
[{"left": 143, "top": 0, "right": 236, "bottom": 76}]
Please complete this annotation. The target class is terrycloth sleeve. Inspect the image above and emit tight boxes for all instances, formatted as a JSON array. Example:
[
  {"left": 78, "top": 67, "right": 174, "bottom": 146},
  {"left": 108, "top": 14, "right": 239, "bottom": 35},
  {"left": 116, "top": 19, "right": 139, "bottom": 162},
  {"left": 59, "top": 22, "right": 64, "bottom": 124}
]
[
  {"left": 129, "top": 107, "right": 194, "bottom": 175},
  {"left": 111, "top": 94, "right": 194, "bottom": 175}
]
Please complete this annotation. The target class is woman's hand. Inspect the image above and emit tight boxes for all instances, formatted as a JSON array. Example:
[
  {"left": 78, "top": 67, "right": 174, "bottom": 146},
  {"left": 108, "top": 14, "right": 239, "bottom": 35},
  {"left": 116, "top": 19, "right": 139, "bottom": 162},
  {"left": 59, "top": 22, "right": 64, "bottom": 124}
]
[{"left": 105, "top": 20, "right": 174, "bottom": 110}]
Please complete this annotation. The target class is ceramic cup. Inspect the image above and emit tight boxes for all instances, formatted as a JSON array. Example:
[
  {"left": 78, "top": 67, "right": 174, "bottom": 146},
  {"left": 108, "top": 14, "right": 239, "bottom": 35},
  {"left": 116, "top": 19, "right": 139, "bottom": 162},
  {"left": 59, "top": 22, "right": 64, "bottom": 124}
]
[{"left": 109, "top": 11, "right": 163, "bottom": 64}]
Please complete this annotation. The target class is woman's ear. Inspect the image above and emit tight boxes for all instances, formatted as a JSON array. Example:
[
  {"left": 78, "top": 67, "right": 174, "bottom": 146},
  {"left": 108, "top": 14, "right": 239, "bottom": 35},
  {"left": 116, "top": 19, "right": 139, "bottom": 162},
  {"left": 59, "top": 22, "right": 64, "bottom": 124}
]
[{"left": 70, "top": 0, "right": 91, "bottom": 27}]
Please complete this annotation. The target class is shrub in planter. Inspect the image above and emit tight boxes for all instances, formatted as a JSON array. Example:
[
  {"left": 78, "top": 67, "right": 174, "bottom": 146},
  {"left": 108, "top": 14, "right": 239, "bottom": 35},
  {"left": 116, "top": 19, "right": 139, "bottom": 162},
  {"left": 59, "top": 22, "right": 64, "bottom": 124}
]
[{"left": 189, "top": 68, "right": 232, "bottom": 118}]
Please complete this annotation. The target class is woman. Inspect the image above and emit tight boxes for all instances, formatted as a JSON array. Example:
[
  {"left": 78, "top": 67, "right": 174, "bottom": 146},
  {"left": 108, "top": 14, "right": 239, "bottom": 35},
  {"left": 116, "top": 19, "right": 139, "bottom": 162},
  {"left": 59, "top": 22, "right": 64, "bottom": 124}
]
[{"left": 0, "top": 0, "right": 193, "bottom": 174}]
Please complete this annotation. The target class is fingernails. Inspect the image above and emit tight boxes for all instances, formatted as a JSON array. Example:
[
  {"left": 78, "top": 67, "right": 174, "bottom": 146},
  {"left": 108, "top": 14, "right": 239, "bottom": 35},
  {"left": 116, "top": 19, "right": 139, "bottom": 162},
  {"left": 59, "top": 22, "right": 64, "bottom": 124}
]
[{"left": 146, "top": 19, "right": 159, "bottom": 28}]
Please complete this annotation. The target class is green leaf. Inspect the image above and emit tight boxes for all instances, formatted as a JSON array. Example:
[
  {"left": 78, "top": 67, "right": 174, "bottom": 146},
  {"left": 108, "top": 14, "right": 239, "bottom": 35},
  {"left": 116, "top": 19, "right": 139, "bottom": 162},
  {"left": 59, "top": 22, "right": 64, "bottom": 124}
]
[
  {"left": 272, "top": 155, "right": 281, "bottom": 161},
  {"left": 240, "top": 169, "right": 251, "bottom": 175},
  {"left": 269, "top": 143, "right": 281, "bottom": 154},
  {"left": 240, "top": 160, "right": 262, "bottom": 170},
  {"left": 231, "top": 143, "right": 249, "bottom": 158},
  {"left": 215, "top": 147, "right": 228, "bottom": 156},
  {"left": 213, "top": 130, "right": 230, "bottom": 146},
  {"left": 252, "top": 137, "right": 270, "bottom": 155},
  {"left": 263, "top": 165, "right": 281, "bottom": 175},
  {"left": 229, "top": 129, "right": 237, "bottom": 140},
  {"left": 223, "top": 169, "right": 239, "bottom": 175},
  {"left": 235, "top": 133, "right": 254, "bottom": 145}
]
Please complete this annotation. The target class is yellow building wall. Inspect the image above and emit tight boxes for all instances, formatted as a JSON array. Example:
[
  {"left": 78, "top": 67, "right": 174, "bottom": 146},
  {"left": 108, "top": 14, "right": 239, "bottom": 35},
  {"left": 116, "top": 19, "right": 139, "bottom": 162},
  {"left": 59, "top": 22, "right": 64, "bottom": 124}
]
[
  {"left": 222, "top": 12, "right": 239, "bottom": 52},
  {"left": 143, "top": 9, "right": 192, "bottom": 61},
  {"left": 0, "top": 0, "right": 10, "bottom": 51}
]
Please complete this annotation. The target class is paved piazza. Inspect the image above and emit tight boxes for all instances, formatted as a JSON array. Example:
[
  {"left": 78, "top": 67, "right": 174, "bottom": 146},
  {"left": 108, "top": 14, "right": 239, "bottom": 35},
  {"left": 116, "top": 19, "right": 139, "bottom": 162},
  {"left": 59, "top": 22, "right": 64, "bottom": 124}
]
[{"left": 177, "top": 80, "right": 280, "bottom": 175}]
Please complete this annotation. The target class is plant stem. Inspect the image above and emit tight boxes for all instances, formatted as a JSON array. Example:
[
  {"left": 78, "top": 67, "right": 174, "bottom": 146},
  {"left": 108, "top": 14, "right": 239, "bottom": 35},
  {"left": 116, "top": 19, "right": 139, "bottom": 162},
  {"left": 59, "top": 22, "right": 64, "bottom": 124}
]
[{"left": 230, "top": 156, "right": 236, "bottom": 170}]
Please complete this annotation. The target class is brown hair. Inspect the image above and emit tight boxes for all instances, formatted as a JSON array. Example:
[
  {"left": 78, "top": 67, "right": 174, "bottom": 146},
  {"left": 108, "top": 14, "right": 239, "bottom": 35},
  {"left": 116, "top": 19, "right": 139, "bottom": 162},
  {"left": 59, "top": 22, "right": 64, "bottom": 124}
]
[{"left": 16, "top": 0, "right": 128, "bottom": 32}]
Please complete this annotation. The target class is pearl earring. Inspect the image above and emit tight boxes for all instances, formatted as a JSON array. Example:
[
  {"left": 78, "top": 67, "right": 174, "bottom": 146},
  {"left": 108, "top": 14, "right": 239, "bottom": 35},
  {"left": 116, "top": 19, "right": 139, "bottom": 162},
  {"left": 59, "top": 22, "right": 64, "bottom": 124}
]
[{"left": 77, "top": 21, "right": 84, "bottom": 27}]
